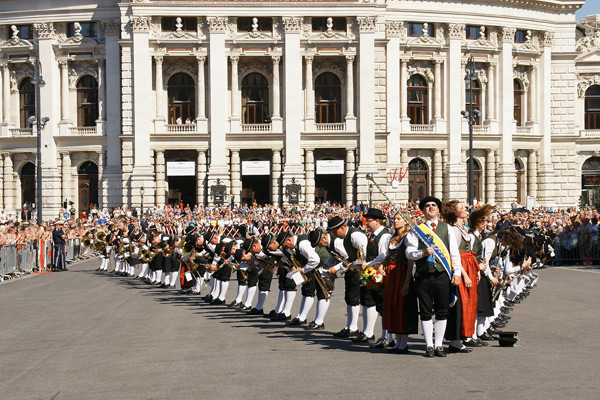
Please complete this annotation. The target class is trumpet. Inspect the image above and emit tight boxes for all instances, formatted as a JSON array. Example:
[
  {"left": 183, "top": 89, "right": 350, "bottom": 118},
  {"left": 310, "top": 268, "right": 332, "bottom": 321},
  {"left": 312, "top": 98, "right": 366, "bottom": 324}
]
[
  {"left": 96, "top": 231, "right": 107, "bottom": 242},
  {"left": 330, "top": 250, "right": 352, "bottom": 268},
  {"left": 314, "top": 268, "right": 335, "bottom": 299},
  {"left": 94, "top": 240, "right": 107, "bottom": 252},
  {"left": 251, "top": 255, "right": 277, "bottom": 272}
]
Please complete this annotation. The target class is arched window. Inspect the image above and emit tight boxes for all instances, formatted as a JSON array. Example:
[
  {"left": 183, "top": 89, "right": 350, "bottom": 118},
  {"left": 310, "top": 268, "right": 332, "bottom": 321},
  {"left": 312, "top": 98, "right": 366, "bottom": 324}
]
[
  {"left": 465, "top": 79, "right": 482, "bottom": 125},
  {"left": 241, "top": 73, "right": 269, "bottom": 124},
  {"left": 78, "top": 161, "right": 99, "bottom": 217},
  {"left": 20, "top": 162, "right": 36, "bottom": 206},
  {"left": 408, "top": 75, "right": 428, "bottom": 125},
  {"left": 167, "top": 73, "right": 195, "bottom": 124},
  {"left": 585, "top": 85, "right": 600, "bottom": 130},
  {"left": 315, "top": 72, "right": 342, "bottom": 124},
  {"left": 77, "top": 76, "right": 98, "bottom": 127},
  {"left": 19, "top": 78, "right": 35, "bottom": 128},
  {"left": 408, "top": 158, "right": 428, "bottom": 202},
  {"left": 514, "top": 79, "right": 525, "bottom": 127},
  {"left": 515, "top": 158, "right": 525, "bottom": 205}
]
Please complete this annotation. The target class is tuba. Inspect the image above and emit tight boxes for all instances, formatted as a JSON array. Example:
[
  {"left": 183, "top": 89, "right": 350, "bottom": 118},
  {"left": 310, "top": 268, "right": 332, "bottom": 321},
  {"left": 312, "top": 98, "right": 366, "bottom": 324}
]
[{"left": 81, "top": 236, "right": 92, "bottom": 247}]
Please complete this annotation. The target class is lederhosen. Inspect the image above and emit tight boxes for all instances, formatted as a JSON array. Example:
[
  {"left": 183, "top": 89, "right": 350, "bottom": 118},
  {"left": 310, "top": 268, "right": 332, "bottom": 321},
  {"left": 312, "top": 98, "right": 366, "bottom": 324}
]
[
  {"left": 235, "top": 238, "right": 248, "bottom": 286},
  {"left": 478, "top": 233, "right": 497, "bottom": 316},
  {"left": 151, "top": 251, "right": 164, "bottom": 274},
  {"left": 280, "top": 247, "right": 298, "bottom": 292},
  {"left": 414, "top": 221, "right": 452, "bottom": 322},
  {"left": 361, "top": 228, "right": 390, "bottom": 313},
  {"left": 299, "top": 244, "right": 330, "bottom": 298},
  {"left": 343, "top": 227, "right": 363, "bottom": 307},
  {"left": 129, "top": 244, "right": 141, "bottom": 268},
  {"left": 272, "top": 249, "right": 291, "bottom": 291},
  {"left": 257, "top": 250, "right": 274, "bottom": 292},
  {"left": 314, "top": 243, "right": 334, "bottom": 300}
]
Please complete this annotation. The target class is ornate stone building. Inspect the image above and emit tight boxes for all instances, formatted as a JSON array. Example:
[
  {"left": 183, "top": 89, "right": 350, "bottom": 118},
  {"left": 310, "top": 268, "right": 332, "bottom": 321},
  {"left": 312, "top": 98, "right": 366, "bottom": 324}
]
[{"left": 0, "top": 0, "right": 598, "bottom": 219}]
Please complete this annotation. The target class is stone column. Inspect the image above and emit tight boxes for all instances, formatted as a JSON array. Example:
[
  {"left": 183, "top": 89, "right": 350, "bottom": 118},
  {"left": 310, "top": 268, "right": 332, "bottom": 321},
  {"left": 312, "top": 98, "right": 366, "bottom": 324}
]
[
  {"left": 272, "top": 150, "right": 281, "bottom": 206},
  {"left": 345, "top": 55, "right": 356, "bottom": 124},
  {"left": 2, "top": 64, "right": 10, "bottom": 122},
  {"left": 231, "top": 150, "right": 241, "bottom": 206},
  {"left": 528, "top": 150, "right": 538, "bottom": 199},
  {"left": 400, "top": 60, "right": 410, "bottom": 132},
  {"left": 537, "top": 32, "right": 554, "bottom": 206},
  {"left": 386, "top": 35, "right": 401, "bottom": 171},
  {"left": 154, "top": 55, "right": 165, "bottom": 132},
  {"left": 0, "top": 155, "right": 3, "bottom": 208},
  {"left": 155, "top": 150, "right": 167, "bottom": 206},
  {"left": 197, "top": 150, "right": 207, "bottom": 206},
  {"left": 529, "top": 65, "right": 537, "bottom": 123},
  {"left": 400, "top": 149, "right": 409, "bottom": 203},
  {"left": 3, "top": 154, "right": 14, "bottom": 213},
  {"left": 433, "top": 150, "right": 442, "bottom": 198},
  {"left": 196, "top": 56, "right": 206, "bottom": 120},
  {"left": 486, "top": 149, "right": 496, "bottom": 205},
  {"left": 305, "top": 149, "right": 315, "bottom": 204},
  {"left": 271, "top": 55, "right": 282, "bottom": 132},
  {"left": 97, "top": 151, "right": 104, "bottom": 208},
  {"left": 0, "top": 63, "right": 3, "bottom": 123},
  {"left": 59, "top": 59, "right": 69, "bottom": 121},
  {"left": 433, "top": 60, "right": 442, "bottom": 120},
  {"left": 96, "top": 59, "right": 105, "bottom": 135},
  {"left": 230, "top": 55, "right": 240, "bottom": 132},
  {"left": 304, "top": 54, "right": 315, "bottom": 131},
  {"left": 487, "top": 62, "right": 496, "bottom": 121},
  {"left": 346, "top": 149, "right": 355, "bottom": 205}
]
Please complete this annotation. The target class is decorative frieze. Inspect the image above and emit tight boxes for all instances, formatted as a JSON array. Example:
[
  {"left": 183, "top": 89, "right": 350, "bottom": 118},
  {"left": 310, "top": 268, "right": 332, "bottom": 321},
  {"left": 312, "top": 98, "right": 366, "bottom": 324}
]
[
  {"left": 34, "top": 22, "right": 56, "bottom": 39},
  {"left": 357, "top": 17, "right": 376, "bottom": 33},
  {"left": 407, "top": 62, "right": 434, "bottom": 84},
  {"left": 576, "top": 30, "right": 600, "bottom": 54},
  {"left": 385, "top": 21, "right": 406, "bottom": 40},
  {"left": 282, "top": 17, "right": 302, "bottom": 33},
  {"left": 9, "top": 62, "right": 34, "bottom": 91},
  {"left": 207, "top": 17, "right": 228, "bottom": 33},
  {"left": 577, "top": 74, "right": 600, "bottom": 97},
  {"left": 448, "top": 24, "right": 465, "bottom": 40},
  {"left": 502, "top": 27, "right": 516, "bottom": 43},
  {"left": 130, "top": 16, "right": 151, "bottom": 33},
  {"left": 69, "top": 61, "right": 98, "bottom": 89},
  {"left": 543, "top": 31, "right": 554, "bottom": 47}
]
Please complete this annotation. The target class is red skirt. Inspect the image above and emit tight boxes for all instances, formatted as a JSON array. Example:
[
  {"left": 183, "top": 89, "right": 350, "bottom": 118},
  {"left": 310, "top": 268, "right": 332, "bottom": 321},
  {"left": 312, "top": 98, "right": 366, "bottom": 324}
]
[
  {"left": 180, "top": 260, "right": 194, "bottom": 289},
  {"left": 458, "top": 251, "right": 479, "bottom": 337},
  {"left": 382, "top": 261, "right": 417, "bottom": 334}
]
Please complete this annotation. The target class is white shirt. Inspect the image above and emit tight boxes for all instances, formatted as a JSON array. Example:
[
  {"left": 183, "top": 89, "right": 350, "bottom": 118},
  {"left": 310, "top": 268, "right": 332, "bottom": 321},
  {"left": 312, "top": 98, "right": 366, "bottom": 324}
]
[
  {"left": 366, "top": 226, "right": 392, "bottom": 268},
  {"left": 405, "top": 219, "right": 462, "bottom": 276},
  {"left": 289, "top": 236, "right": 320, "bottom": 274}
]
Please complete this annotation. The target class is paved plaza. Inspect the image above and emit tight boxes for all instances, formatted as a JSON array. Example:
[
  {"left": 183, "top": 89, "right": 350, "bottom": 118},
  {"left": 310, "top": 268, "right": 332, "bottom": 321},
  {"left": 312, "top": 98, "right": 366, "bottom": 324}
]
[{"left": 1, "top": 259, "right": 599, "bottom": 400}]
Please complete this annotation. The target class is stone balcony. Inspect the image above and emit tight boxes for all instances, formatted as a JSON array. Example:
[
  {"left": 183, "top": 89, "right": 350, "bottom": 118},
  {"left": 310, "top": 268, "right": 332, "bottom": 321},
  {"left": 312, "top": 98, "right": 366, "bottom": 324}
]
[
  {"left": 69, "top": 126, "right": 98, "bottom": 135},
  {"left": 9, "top": 128, "right": 34, "bottom": 137},
  {"left": 315, "top": 122, "right": 346, "bottom": 132},
  {"left": 410, "top": 124, "right": 435, "bottom": 133},
  {"left": 580, "top": 129, "right": 600, "bottom": 138}
]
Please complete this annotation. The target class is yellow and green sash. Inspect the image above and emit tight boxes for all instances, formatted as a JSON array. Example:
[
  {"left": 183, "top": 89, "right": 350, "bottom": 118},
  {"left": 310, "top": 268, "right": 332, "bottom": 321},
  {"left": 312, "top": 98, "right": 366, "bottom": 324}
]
[{"left": 412, "top": 223, "right": 453, "bottom": 279}]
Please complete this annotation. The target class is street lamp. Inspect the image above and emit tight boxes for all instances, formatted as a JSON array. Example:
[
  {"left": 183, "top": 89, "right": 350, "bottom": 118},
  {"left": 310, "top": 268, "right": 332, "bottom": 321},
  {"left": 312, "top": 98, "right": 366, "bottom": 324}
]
[
  {"left": 368, "top": 183, "right": 373, "bottom": 208},
  {"left": 29, "top": 59, "right": 49, "bottom": 224},
  {"left": 140, "top": 186, "right": 145, "bottom": 216},
  {"left": 462, "top": 56, "right": 480, "bottom": 209}
]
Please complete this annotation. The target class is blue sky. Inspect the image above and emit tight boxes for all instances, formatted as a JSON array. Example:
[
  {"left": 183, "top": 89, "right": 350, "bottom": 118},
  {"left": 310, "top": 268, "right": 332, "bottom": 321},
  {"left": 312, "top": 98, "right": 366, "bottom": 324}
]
[{"left": 577, "top": 0, "right": 600, "bottom": 19}]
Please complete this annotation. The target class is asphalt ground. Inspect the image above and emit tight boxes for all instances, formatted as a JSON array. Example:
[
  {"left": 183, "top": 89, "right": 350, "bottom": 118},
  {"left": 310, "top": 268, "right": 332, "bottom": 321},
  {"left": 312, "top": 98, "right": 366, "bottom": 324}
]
[{"left": 1, "top": 259, "right": 599, "bottom": 400}]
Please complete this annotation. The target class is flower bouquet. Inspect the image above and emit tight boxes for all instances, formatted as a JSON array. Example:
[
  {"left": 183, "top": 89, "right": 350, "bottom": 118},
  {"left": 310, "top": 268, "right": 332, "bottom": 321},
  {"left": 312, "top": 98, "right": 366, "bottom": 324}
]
[{"left": 360, "top": 265, "right": 384, "bottom": 290}]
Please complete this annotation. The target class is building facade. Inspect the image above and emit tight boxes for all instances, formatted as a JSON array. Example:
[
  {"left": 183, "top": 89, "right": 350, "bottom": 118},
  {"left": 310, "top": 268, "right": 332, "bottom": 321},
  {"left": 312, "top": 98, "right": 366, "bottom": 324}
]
[{"left": 0, "top": 0, "right": 598, "bottom": 219}]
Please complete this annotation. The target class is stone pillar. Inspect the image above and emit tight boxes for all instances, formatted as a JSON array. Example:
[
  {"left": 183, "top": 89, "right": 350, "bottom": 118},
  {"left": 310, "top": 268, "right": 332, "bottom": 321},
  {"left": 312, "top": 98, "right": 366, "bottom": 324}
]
[
  {"left": 386, "top": 36, "right": 401, "bottom": 172},
  {"left": 230, "top": 55, "right": 240, "bottom": 131},
  {"left": 2, "top": 64, "right": 10, "bottom": 123},
  {"left": 0, "top": 155, "right": 3, "bottom": 208},
  {"left": 400, "top": 149, "right": 409, "bottom": 203},
  {"left": 304, "top": 54, "right": 315, "bottom": 131},
  {"left": 272, "top": 150, "right": 281, "bottom": 206},
  {"left": 433, "top": 150, "right": 442, "bottom": 198},
  {"left": 528, "top": 150, "right": 538, "bottom": 199},
  {"left": 305, "top": 149, "right": 315, "bottom": 204},
  {"left": 96, "top": 59, "right": 105, "bottom": 135},
  {"left": 196, "top": 56, "right": 206, "bottom": 123},
  {"left": 400, "top": 60, "right": 410, "bottom": 132},
  {"left": 486, "top": 149, "right": 496, "bottom": 205},
  {"left": 271, "top": 55, "right": 282, "bottom": 132},
  {"left": 537, "top": 32, "right": 554, "bottom": 206},
  {"left": 345, "top": 55, "right": 356, "bottom": 131},
  {"left": 529, "top": 65, "right": 538, "bottom": 123},
  {"left": 3, "top": 154, "right": 14, "bottom": 213},
  {"left": 487, "top": 63, "right": 496, "bottom": 121},
  {"left": 231, "top": 150, "right": 241, "bottom": 206},
  {"left": 154, "top": 55, "right": 165, "bottom": 132},
  {"left": 0, "top": 63, "right": 3, "bottom": 123},
  {"left": 345, "top": 149, "right": 355, "bottom": 205},
  {"left": 59, "top": 59, "right": 69, "bottom": 121},
  {"left": 155, "top": 150, "right": 167, "bottom": 206},
  {"left": 97, "top": 151, "right": 104, "bottom": 208},
  {"left": 197, "top": 150, "right": 207, "bottom": 206},
  {"left": 433, "top": 60, "right": 442, "bottom": 120}
]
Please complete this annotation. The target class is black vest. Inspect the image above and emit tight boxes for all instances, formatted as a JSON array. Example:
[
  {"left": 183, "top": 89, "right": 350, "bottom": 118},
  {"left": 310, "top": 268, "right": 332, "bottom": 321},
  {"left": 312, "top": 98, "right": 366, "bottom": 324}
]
[
  {"left": 293, "top": 235, "right": 310, "bottom": 265},
  {"left": 366, "top": 228, "right": 390, "bottom": 262},
  {"left": 483, "top": 233, "right": 499, "bottom": 260},
  {"left": 470, "top": 231, "right": 483, "bottom": 260},
  {"left": 415, "top": 221, "right": 450, "bottom": 274},
  {"left": 343, "top": 227, "right": 364, "bottom": 262}
]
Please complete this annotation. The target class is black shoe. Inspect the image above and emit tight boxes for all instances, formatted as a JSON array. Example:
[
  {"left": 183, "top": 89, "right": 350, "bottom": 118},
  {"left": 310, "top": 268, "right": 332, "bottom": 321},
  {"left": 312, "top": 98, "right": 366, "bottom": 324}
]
[
  {"left": 387, "top": 340, "right": 396, "bottom": 348},
  {"left": 211, "top": 299, "right": 224, "bottom": 305},
  {"left": 352, "top": 333, "right": 375, "bottom": 343},
  {"left": 369, "top": 338, "right": 388, "bottom": 348},
  {"left": 287, "top": 317, "right": 307, "bottom": 326},
  {"left": 476, "top": 338, "right": 489, "bottom": 347},
  {"left": 247, "top": 308, "right": 264, "bottom": 316},
  {"left": 480, "top": 332, "right": 495, "bottom": 341},
  {"left": 63, "top": 268, "right": 69, "bottom": 272},
  {"left": 424, "top": 346, "right": 435, "bottom": 358},
  {"left": 333, "top": 328, "right": 351, "bottom": 337},
  {"left": 202, "top": 295, "right": 213, "bottom": 302},
  {"left": 159, "top": 284, "right": 168, "bottom": 288},
  {"left": 498, "top": 314, "right": 511, "bottom": 321},
  {"left": 448, "top": 345, "right": 473, "bottom": 354},
  {"left": 265, "top": 310, "right": 277, "bottom": 319},
  {"left": 434, "top": 346, "right": 447, "bottom": 357},
  {"left": 240, "top": 305, "right": 252, "bottom": 312},
  {"left": 487, "top": 327, "right": 502, "bottom": 335},
  {"left": 273, "top": 313, "right": 291, "bottom": 321},
  {"left": 304, "top": 321, "right": 325, "bottom": 330},
  {"left": 501, "top": 306, "right": 514, "bottom": 313},
  {"left": 464, "top": 339, "right": 482, "bottom": 347},
  {"left": 228, "top": 301, "right": 241, "bottom": 308},
  {"left": 491, "top": 321, "right": 506, "bottom": 329}
]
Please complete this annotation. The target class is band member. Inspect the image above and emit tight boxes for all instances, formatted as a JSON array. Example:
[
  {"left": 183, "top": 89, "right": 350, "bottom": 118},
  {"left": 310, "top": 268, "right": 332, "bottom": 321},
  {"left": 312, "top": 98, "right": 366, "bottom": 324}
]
[
  {"left": 269, "top": 232, "right": 298, "bottom": 321},
  {"left": 202, "top": 230, "right": 220, "bottom": 302},
  {"left": 149, "top": 234, "right": 165, "bottom": 285},
  {"left": 442, "top": 201, "right": 476, "bottom": 354},
  {"left": 405, "top": 196, "right": 462, "bottom": 358},
  {"left": 358, "top": 208, "right": 392, "bottom": 346},
  {"left": 229, "top": 227, "right": 251, "bottom": 308},
  {"left": 128, "top": 231, "right": 143, "bottom": 279},
  {"left": 162, "top": 236, "right": 180, "bottom": 289},
  {"left": 52, "top": 221, "right": 68, "bottom": 271},
  {"left": 303, "top": 227, "right": 334, "bottom": 330},
  {"left": 230, "top": 238, "right": 253, "bottom": 308},
  {"left": 247, "top": 234, "right": 277, "bottom": 316},
  {"left": 211, "top": 238, "right": 236, "bottom": 304},
  {"left": 382, "top": 212, "right": 418, "bottom": 353},
  {"left": 326, "top": 216, "right": 368, "bottom": 338}
]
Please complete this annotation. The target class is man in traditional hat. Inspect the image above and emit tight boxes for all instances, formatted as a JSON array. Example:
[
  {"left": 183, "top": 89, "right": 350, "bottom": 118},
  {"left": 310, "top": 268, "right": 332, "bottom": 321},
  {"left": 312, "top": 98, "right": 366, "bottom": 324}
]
[
  {"left": 52, "top": 220, "right": 68, "bottom": 271},
  {"left": 405, "top": 196, "right": 462, "bottom": 357}
]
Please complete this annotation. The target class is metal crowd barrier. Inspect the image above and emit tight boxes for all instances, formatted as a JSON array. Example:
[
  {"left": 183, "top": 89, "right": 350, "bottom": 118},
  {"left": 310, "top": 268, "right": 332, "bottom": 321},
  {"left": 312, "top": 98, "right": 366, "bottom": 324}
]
[{"left": 552, "top": 231, "right": 599, "bottom": 266}]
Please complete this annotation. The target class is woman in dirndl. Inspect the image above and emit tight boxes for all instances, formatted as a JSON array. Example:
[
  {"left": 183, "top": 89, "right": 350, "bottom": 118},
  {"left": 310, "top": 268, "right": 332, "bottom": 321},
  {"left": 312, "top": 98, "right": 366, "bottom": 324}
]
[{"left": 382, "top": 212, "right": 418, "bottom": 353}]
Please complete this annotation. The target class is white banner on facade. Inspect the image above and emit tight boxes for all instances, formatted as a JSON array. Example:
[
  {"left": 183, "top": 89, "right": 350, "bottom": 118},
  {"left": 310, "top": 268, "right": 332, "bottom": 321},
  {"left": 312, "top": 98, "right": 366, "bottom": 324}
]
[
  {"left": 167, "top": 161, "right": 196, "bottom": 177},
  {"left": 316, "top": 160, "right": 344, "bottom": 175},
  {"left": 242, "top": 161, "right": 270, "bottom": 176}
]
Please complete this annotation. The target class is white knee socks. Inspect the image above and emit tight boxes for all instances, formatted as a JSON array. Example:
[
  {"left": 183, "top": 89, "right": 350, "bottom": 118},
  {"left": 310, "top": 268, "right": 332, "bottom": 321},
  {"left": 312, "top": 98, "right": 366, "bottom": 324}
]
[
  {"left": 421, "top": 319, "right": 434, "bottom": 348},
  {"left": 244, "top": 286, "right": 257, "bottom": 307},
  {"left": 282, "top": 291, "right": 297, "bottom": 317},
  {"left": 433, "top": 319, "right": 447, "bottom": 348},
  {"left": 297, "top": 296, "right": 314, "bottom": 322},
  {"left": 218, "top": 281, "right": 229, "bottom": 301},
  {"left": 363, "top": 306, "right": 378, "bottom": 337},
  {"left": 274, "top": 291, "right": 285, "bottom": 313},
  {"left": 235, "top": 285, "right": 247, "bottom": 303},
  {"left": 170, "top": 271, "right": 178, "bottom": 287},
  {"left": 314, "top": 299, "right": 330, "bottom": 325},
  {"left": 347, "top": 305, "right": 360, "bottom": 331},
  {"left": 255, "top": 291, "right": 268, "bottom": 310}
]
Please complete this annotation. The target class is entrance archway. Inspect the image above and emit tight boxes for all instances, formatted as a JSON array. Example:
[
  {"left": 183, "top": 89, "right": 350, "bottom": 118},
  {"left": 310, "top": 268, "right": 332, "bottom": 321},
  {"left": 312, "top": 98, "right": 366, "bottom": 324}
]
[
  {"left": 78, "top": 161, "right": 98, "bottom": 217},
  {"left": 408, "top": 158, "right": 428, "bottom": 203},
  {"left": 315, "top": 159, "right": 344, "bottom": 204},
  {"left": 582, "top": 156, "right": 600, "bottom": 206},
  {"left": 20, "top": 162, "right": 35, "bottom": 211},
  {"left": 515, "top": 159, "right": 525, "bottom": 206},
  {"left": 168, "top": 176, "right": 196, "bottom": 207},
  {"left": 241, "top": 159, "right": 271, "bottom": 205}
]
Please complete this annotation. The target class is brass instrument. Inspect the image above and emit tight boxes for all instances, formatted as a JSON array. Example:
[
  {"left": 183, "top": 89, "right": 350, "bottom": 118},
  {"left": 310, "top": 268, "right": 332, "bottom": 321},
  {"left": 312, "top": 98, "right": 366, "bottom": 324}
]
[
  {"left": 140, "top": 245, "right": 159, "bottom": 263},
  {"left": 96, "top": 231, "right": 107, "bottom": 242},
  {"left": 313, "top": 268, "right": 334, "bottom": 299},
  {"left": 179, "top": 239, "right": 195, "bottom": 256},
  {"left": 163, "top": 244, "right": 174, "bottom": 258},
  {"left": 289, "top": 254, "right": 309, "bottom": 283},
  {"left": 329, "top": 250, "right": 352, "bottom": 268},
  {"left": 94, "top": 240, "right": 107, "bottom": 252},
  {"left": 357, "top": 249, "right": 366, "bottom": 263},
  {"left": 81, "top": 236, "right": 92, "bottom": 247},
  {"left": 251, "top": 255, "right": 278, "bottom": 273}
]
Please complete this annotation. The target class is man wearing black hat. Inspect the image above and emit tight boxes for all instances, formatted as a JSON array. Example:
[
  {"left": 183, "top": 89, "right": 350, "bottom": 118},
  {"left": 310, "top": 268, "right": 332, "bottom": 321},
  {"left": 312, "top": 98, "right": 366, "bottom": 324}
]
[
  {"left": 405, "top": 196, "right": 463, "bottom": 357},
  {"left": 229, "top": 237, "right": 253, "bottom": 308},
  {"left": 326, "top": 215, "right": 368, "bottom": 338},
  {"left": 239, "top": 237, "right": 261, "bottom": 311},
  {"left": 266, "top": 231, "right": 298, "bottom": 321},
  {"left": 210, "top": 237, "right": 236, "bottom": 304},
  {"left": 246, "top": 234, "right": 278, "bottom": 316},
  {"left": 201, "top": 230, "right": 221, "bottom": 302},
  {"left": 52, "top": 221, "right": 68, "bottom": 271}
]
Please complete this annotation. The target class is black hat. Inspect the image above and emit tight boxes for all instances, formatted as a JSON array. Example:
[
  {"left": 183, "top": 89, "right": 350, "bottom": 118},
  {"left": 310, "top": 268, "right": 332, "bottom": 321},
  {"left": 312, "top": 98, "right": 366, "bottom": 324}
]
[
  {"left": 276, "top": 231, "right": 291, "bottom": 246},
  {"left": 185, "top": 224, "right": 197, "bottom": 236},
  {"left": 223, "top": 241, "right": 235, "bottom": 256},
  {"left": 132, "top": 231, "right": 143, "bottom": 241},
  {"left": 363, "top": 208, "right": 386, "bottom": 220},
  {"left": 261, "top": 233, "right": 273, "bottom": 250},
  {"left": 233, "top": 248, "right": 244, "bottom": 263},
  {"left": 418, "top": 196, "right": 442, "bottom": 211},
  {"left": 327, "top": 216, "right": 346, "bottom": 231},
  {"left": 238, "top": 224, "right": 248, "bottom": 237},
  {"left": 215, "top": 242, "right": 225, "bottom": 255},
  {"left": 309, "top": 227, "right": 326, "bottom": 248},
  {"left": 242, "top": 237, "right": 253, "bottom": 252},
  {"left": 203, "top": 230, "right": 216, "bottom": 243},
  {"left": 186, "top": 233, "right": 198, "bottom": 245}
]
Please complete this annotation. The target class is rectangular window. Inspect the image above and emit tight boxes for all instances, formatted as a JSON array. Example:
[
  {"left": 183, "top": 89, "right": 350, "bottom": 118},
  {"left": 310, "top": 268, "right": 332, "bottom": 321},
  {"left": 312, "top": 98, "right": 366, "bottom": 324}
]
[
  {"left": 466, "top": 26, "right": 482, "bottom": 40},
  {"left": 515, "top": 30, "right": 526, "bottom": 43},
  {"left": 68, "top": 22, "right": 97, "bottom": 38},
  {"left": 237, "top": 17, "right": 273, "bottom": 33},
  {"left": 407, "top": 23, "right": 434, "bottom": 37},
  {"left": 161, "top": 17, "right": 197, "bottom": 32},
  {"left": 311, "top": 17, "right": 346, "bottom": 32},
  {"left": 7, "top": 25, "right": 33, "bottom": 40}
]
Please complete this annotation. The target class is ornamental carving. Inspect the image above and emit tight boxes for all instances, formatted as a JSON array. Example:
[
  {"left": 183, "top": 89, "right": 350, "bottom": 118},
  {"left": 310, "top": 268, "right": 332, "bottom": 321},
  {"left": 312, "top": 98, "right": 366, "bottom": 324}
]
[
  {"left": 9, "top": 62, "right": 34, "bottom": 92},
  {"left": 577, "top": 75, "right": 600, "bottom": 97},
  {"left": 313, "top": 60, "right": 346, "bottom": 85},
  {"left": 513, "top": 66, "right": 530, "bottom": 90},
  {"left": 34, "top": 22, "right": 56, "bottom": 39},
  {"left": 408, "top": 24, "right": 445, "bottom": 46},
  {"left": 448, "top": 24, "right": 465, "bottom": 40},
  {"left": 207, "top": 17, "right": 228, "bottom": 33},
  {"left": 543, "top": 31, "right": 554, "bottom": 47},
  {"left": 517, "top": 30, "right": 540, "bottom": 51},
  {"left": 306, "top": 17, "right": 355, "bottom": 43},
  {"left": 130, "top": 16, "right": 151, "bottom": 33},
  {"left": 407, "top": 62, "right": 434, "bottom": 84},
  {"left": 69, "top": 61, "right": 98, "bottom": 89},
  {"left": 467, "top": 26, "right": 498, "bottom": 49},
  {"left": 282, "top": 17, "right": 302, "bottom": 33},
  {"left": 502, "top": 27, "right": 516, "bottom": 43},
  {"left": 576, "top": 30, "right": 600, "bottom": 54},
  {"left": 385, "top": 21, "right": 406, "bottom": 40},
  {"left": 0, "top": 25, "right": 34, "bottom": 48},
  {"left": 163, "top": 57, "right": 196, "bottom": 83},
  {"left": 357, "top": 17, "right": 376, "bottom": 33},
  {"left": 231, "top": 17, "right": 281, "bottom": 43},
  {"left": 102, "top": 20, "right": 121, "bottom": 37}
]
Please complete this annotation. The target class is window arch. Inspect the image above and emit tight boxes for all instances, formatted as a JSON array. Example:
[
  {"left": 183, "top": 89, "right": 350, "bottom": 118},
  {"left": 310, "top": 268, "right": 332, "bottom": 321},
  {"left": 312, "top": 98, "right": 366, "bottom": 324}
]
[
  {"left": 167, "top": 73, "right": 195, "bottom": 124},
  {"left": 315, "top": 72, "right": 342, "bottom": 124},
  {"left": 465, "top": 79, "right": 482, "bottom": 125},
  {"left": 77, "top": 75, "right": 98, "bottom": 127},
  {"left": 408, "top": 158, "right": 429, "bottom": 202},
  {"left": 241, "top": 73, "right": 269, "bottom": 124},
  {"left": 585, "top": 85, "right": 600, "bottom": 130},
  {"left": 20, "top": 161, "right": 36, "bottom": 206},
  {"left": 408, "top": 74, "right": 428, "bottom": 125},
  {"left": 19, "top": 77, "right": 35, "bottom": 128},
  {"left": 514, "top": 79, "right": 525, "bottom": 127}
]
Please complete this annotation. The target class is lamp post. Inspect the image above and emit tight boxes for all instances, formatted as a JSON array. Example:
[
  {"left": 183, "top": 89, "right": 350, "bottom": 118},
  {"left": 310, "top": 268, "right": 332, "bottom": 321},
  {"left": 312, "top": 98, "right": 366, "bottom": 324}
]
[
  {"left": 462, "top": 56, "right": 479, "bottom": 209},
  {"left": 140, "top": 186, "right": 145, "bottom": 216},
  {"left": 29, "top": 59, "right": 49, "bottom": 224},
  {"left": 368, "top": 183, "right": 373, "bottom": 208}
]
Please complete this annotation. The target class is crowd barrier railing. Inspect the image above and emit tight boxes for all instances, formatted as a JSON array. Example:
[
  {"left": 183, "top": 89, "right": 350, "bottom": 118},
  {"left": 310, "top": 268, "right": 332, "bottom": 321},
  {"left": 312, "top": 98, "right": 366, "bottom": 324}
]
[{"left": 552, "top": 231, "right": 599, "bottom": 266}]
